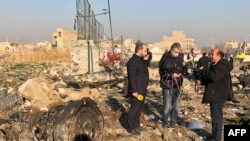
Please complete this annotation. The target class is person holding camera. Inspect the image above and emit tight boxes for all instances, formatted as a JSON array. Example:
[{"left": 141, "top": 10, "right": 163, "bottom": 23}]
[
  {"left": 159, "top": 42, "right": 184, "bottom": 129},
  {"left": 198, "top": 48, "right": 231, "bottom": 141},
  {"left": 197, "top": 52, "right": 210, "bottom": 69}
]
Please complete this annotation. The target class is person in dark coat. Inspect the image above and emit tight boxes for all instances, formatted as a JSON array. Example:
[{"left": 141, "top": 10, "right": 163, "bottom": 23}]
[
  {"left": 159, "top": 42, "right": 184, "bottom": 128},
  {"left": 197, "top": 52, "right": 211, "bottom": 70},
  {"left": 224, "top": 50, "right": 231, "bottom": 61},
  {"left": 144, "top": 48, "right": 152, "bottom": 67},
  {"left": 126, "top": 43, "right": 149, "bottom": 135},
  {"left": 198, "top": 48, "right": 231, "bottom": 141},
  {"left": 179, "top": 50, "right": 184, "bottom": 59},
  {"left": 227, "top": 56, "right": 239, "bottom": 103}
]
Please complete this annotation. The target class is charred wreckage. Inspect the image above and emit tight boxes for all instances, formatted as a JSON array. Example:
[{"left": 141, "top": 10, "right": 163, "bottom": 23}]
[
  {"left": 0, "top": 90, "right": 104, "bottom": 141},
  {"left": 0, "top": 68, "right": 124, "bottom": 141},
  {"left": 0, "top": 61, "right": 249, "bottom": 141}
]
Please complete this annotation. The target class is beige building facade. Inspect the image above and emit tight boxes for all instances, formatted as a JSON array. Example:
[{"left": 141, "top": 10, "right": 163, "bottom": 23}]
[
  {"left": 52, "top": 28, "right": 77, "bottom": 48},
  {"left": 148, "top": 30, "right": 196, "bottom": 61},
  {"left": 119, "top": 30, "right": 197, "bottom": 62},
  {"left": 225, "top": 40, "right": 250, "bottom": 54},
  {"left": 151, "top": 30, "right": 196, "bottom": 53},
  {"left": 0, "top": 42, "right": 12, "bottom": 53},
  {"left": 0, "top": 42, "right": 28, "bottom": 53},
  {"left": 225, "top": 40, "right": 240, "bottom": 49}
]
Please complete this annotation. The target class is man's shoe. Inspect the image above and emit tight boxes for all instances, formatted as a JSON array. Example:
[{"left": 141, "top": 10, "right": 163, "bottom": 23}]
[
  {"left": 127, "top": 129, "right": 140, "bottom": 136},
  {"left": 136, "top": 127, "right": 147, "bottom": 131}
]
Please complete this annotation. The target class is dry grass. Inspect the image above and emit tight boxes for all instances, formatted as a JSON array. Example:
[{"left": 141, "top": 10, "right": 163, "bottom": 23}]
[{"left": 0, "top": 48, "right": 71, "bottom": 65}]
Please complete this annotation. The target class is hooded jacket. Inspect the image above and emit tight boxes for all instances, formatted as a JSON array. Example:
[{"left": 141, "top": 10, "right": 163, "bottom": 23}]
[{"left": 201, "top": 59, "right": 231, "bottom": 103}]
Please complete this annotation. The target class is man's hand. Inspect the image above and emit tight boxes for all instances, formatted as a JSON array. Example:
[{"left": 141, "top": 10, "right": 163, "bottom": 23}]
[
  {"left": 132, "top": 92, "right": 138, "bottom": 97},
  {"left": 199, "top": 66, "right": 204, "bottom": 70},
  {"left": 173, "top": 73, "right": 181, "bottom": 78},
  {"left": 144, "top": 54, "right": 149, "bottom": 60},
  {"left": 197, "top": 80, "right": 201, "bottom": 85}
]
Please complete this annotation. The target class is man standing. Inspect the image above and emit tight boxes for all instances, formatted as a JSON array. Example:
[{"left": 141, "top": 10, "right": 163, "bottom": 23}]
[
  {"left": 227, "top": 55, "right": 239, "bottom": 103},
  {"left": 197, "top": 52, "right": 210, "bottom": 70},
  {"left": 145, "top": 48, "right": 152, "bottom": 67},
  {"left": 159, "top": 42, "right": 184, "bottom": 129},
  {"left": 126, "top": 43, "right": 149, "bottom": 135},
  {"left": 224, "top": 50, "right": 230, "bottom": 61},
  {"left": 198, "top": 48, "right": 231, "bottom": 141},
  {"left": 187, "top": 48, "right": 197, "bottom": 68},
  {"left": 237, "top": 51, "right": 245, "bottom": 63}
]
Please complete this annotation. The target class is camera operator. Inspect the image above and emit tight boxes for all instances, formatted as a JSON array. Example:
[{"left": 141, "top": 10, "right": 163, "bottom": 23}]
[
  {"left": 159, "top": 42, "right": 184, "bottom": 129},
  {"left": 196, "top": 52, "right": 211, "bottom": 82},
  {"left": 197, "top": 52, "right": 210, "bottom": 70}
]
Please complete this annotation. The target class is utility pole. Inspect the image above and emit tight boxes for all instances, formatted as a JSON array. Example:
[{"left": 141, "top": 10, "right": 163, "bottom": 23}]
[{"left": 107, "top": 0, "right": 113, "bottom": 51}]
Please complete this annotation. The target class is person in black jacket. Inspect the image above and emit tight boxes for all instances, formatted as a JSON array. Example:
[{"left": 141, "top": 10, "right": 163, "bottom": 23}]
[
  {"left": 195, "top": 52, "right": 211, "bottom": 81},
  {"left": 227, "top": 56, "right": 240, "bottom": 103},
  {"left": 126, "top": 43, "right": 149, "bottom": 135},
  {"left": 144, "top": 48, "right": 152, "bottom": 67},
  {"left": 198, "top": 48, "right": 231, "bottom": 141},
  {"left": 197, "top": 52, "right": 211, "bottom": 70},
  {"left": 159, "top": 42, "right": 184, "bottom": 129}
]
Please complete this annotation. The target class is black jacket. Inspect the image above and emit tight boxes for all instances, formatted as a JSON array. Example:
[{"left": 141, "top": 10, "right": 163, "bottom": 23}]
[
  {"left": 201, "top": 59, "right": 231, "bottom": 103},
  {"left": 197, "top": 56, "right": 211, "bottom": 69},
  {"left": 127, "top": 54, "right": 149, "bottom": 96},
  {"left": 159, "top": 52, "right": 184, "bottom": 89}
]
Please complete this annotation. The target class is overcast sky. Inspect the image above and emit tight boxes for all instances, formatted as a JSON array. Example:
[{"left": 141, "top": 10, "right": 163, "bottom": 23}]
[{"left": 0, "top": 0, "right": 250, "bottom": 47}]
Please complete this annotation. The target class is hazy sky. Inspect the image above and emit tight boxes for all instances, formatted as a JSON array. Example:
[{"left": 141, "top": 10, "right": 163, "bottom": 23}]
[{"left": 1, "top": 0, "right": 250, "bottom": 47}]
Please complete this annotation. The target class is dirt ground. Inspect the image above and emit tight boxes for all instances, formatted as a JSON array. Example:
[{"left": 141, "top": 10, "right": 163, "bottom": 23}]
[
  {"left": 0, "top": 63, "right": 249, "bottom": 141},
  {"left": 98, "top": 67, "right": 249, "bottom": 141}
]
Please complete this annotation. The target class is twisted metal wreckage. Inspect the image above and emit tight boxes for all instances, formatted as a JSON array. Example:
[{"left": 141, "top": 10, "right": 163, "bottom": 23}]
[
  {"left": 9, "top": 98, "right": 104, "bottom": 141},
  {"left": 0, "top": 88, "right": 104, "bottom": 141},
  {"left": 0, "top": 63, "right": 124, "bottom": 141}
]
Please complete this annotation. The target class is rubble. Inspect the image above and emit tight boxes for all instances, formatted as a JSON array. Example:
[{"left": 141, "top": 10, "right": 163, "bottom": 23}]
[
  {"left": 0, "top": 62, "right": 249, "bottom": 141},
  {"left": 2, "top": 98, "right": 104, "bottom": 140},
  {"left": 0, "top": 88, "right": 23, "bottom": 110}
]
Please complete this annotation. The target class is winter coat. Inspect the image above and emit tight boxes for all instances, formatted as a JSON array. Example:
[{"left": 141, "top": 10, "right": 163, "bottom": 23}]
[
  {"left": 197, "top": 56, "right": 211, "bottom": 69},
  {"left": 127, "top": 54, "right": 149, "bottom": 96},
  {"left": 159, "top": 51, "right": 184, "bottom": 89},
  {"left": 201, "top": 59, "right": 231, "bottom": 103}
]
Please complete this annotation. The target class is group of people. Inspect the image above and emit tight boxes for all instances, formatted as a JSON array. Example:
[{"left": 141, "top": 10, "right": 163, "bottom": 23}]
[
  {"left": 126, "top": 42, "right": 237, "bottom": 141},
  {"left": 102, "top": 45, "right": 122, "bottom": 67},
  {"left": 102, "top": 45, "right": 153, "bottom": 69}
]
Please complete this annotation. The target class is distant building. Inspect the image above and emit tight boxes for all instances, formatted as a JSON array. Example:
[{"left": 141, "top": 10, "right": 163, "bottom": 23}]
[
  {"left": 225, "top": 40, "right": 240, "bottom": 49},
  {"left": 0, "top": 42, "right": 13, "bottom": 53},
  {"left": 245, "top": 43, "right": 250, "bottom": 55},
  {"left": 50, "top": 29, "right": 198, "bottom": 63},
  {"left": 0, "top": 42, "right": 27, "bottom": 53},
  {"left": 36, "top": 41, "right": 52, "bottom": 50},
  {"left": 225, "top": 40, "right": 250, "bottom": 54},
  {"left": 112, "top": 30, "right": 197, "bottom": 62},
  {"left": 122, "top": 39, "right": 134, "bottom": 53},
  {"left": 149, "top": 30, "right": 196, "bottom": 61},
  {"left": 152, "top": 30, "right": 196, "bottom": 53},
  {"left": 52, "top": 28, "right": 77, "bottom": 48}
]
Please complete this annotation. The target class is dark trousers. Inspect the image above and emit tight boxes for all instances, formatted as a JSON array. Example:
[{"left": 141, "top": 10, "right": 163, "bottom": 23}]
[
  {"left": 127, "top": 96, "right": 145, "bottom": 130},
  {"left": 210, "top": 103, "right": 224, "bottom": 141}
]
